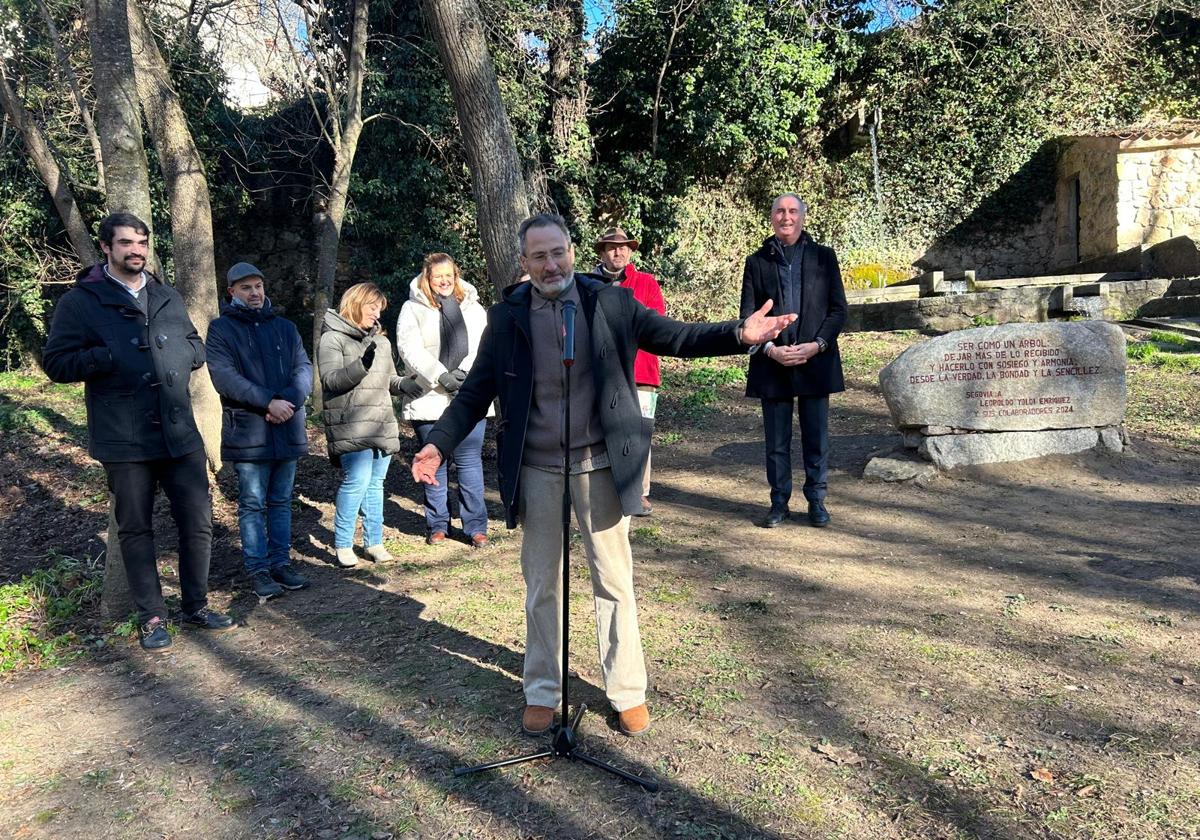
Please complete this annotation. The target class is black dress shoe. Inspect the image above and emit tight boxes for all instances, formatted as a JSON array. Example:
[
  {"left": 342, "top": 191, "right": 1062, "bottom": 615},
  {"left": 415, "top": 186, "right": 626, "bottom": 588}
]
[
  {"left": 138, "top": 617, "right": 172, "bottom": 652},
  {"left": 761, "top": 506, "right": 789, "bottom": 528},
  {"left": 181, "top": 607, "right": 235, "bottom": 631},
  {"left": 808, "top": 500, "right": 831, "bottom": 528}
]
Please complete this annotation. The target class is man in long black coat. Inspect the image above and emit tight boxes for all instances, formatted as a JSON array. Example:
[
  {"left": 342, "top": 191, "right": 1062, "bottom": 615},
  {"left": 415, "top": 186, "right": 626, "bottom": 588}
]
[
  {"left": 42, "top": 212, "right": 234, "bottom": 651},
  {"left": 739, "top": 194, "right": 848, "bottom": 528},
  {"left": 412, "top": 213, "right": 795, "bottom": 739}
]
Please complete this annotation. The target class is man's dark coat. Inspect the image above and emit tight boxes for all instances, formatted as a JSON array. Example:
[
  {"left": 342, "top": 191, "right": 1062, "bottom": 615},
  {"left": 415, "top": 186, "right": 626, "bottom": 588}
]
[
  {"left": 42, "top": 263, "right": 206, "bottom": 462},
  {"left": 426, "top": 274, "right": 742, "bottom": 527},
  {"left": 206, "top": 300, "right": 312, "bottom": 462},
  {"left": 739, "top": 232, "right": 848, "bottom": 399}
]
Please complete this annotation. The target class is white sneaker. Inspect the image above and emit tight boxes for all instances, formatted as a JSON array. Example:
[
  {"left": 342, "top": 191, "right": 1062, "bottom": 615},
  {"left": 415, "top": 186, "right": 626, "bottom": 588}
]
[
  {"left": 364, "top": 544, "right": 393, "bottom": 563},
  {"left": 335, "top": 547, "right": 358, "bottom": 568}
]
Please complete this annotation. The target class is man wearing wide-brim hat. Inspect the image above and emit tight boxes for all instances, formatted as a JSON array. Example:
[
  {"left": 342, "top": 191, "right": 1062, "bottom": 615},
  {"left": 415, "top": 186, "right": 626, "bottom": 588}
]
[{"left": 593, "top": 227, "right": 664, "bottom": 516}]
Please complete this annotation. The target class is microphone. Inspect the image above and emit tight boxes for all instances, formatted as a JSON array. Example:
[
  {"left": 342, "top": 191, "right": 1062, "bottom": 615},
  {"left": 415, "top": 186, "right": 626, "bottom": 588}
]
[{"left": 561, "top": 300, "right": 577, "bottom": 368}]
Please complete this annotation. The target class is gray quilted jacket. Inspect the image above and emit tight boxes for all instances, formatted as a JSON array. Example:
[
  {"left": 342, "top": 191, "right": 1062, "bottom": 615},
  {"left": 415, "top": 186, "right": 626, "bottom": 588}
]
[{"left": 317, "top": 309, "right": 405, "bottom": 465}]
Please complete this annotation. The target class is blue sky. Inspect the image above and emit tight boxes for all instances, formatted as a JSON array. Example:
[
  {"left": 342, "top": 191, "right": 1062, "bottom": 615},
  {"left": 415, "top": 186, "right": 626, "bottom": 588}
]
[{"left": 584, "top": 1, "right": 919, "bottom": 37}]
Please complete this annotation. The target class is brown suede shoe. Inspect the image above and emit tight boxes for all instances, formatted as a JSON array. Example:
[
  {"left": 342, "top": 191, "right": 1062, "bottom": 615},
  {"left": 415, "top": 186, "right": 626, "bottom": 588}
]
[
  {"left": 427, "top": 531, "right": 446, "bottom": 545},
  {"left": 617, "top": 703, "right": 650, "bottom": 736},
  {"left": 521, "top": 705, "right": 555, "bottom": 736},
  {"left": 470, "top": 533, "right": 488, "bottom": 549}
]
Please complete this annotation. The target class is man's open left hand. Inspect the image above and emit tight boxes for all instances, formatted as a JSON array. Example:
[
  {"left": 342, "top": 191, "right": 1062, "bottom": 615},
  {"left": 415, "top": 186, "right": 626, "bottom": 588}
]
[{"left": 741, "top": 299, "right": 798, "bottom": 345}]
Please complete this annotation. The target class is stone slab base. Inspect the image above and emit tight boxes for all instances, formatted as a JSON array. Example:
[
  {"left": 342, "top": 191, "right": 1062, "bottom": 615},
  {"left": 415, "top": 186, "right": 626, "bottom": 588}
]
[
  {"left": 863, "top": 453, "right": 940, "bottom": 484},
  {"left": 915, "top": 427, "right": 1122, "bottom": 470}
]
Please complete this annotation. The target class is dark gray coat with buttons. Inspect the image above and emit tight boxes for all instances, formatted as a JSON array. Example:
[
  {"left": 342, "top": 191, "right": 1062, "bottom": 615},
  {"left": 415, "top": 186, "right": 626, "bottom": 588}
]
[
  {"left": 426, "top": 273, "right": 742, "bottom": 528},
  {"left": 42, "top": 263, "right": 206, "bottom": 462}
]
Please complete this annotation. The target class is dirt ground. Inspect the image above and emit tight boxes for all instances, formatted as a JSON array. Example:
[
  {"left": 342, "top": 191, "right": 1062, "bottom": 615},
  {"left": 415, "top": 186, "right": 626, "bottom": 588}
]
[{"left": 1, "top": 332, "right": 1199, "bottom": 840}]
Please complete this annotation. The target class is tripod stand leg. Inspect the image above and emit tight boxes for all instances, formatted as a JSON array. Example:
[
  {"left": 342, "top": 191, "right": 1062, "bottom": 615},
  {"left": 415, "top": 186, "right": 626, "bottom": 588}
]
[
  {"left": 571, "top": 748, "right": 660, "bottom": 792},
  {"left": 454, "top": 748, "right": 555, "bottom": 777}
]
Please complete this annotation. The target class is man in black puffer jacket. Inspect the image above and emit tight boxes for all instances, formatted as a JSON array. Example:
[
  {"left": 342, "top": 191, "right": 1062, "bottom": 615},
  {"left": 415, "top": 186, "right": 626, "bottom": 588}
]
[
  {"left": 42, "top": 213, "right": 233, "bottom": 651},
  {"left": 207, "top": 262, "right": 313, "bottom": 600}
]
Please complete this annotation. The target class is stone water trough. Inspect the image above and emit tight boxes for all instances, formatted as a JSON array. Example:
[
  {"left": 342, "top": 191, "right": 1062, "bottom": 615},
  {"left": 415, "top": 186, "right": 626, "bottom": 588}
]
[{"left": 866, "top": 321, "right": 1128, "bottom": 480}]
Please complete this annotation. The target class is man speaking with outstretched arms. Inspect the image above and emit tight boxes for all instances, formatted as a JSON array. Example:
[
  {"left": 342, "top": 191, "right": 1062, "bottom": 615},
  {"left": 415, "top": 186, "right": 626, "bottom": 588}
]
[{"left": 411, "top": 213, "right": 796, "bottom": 738}]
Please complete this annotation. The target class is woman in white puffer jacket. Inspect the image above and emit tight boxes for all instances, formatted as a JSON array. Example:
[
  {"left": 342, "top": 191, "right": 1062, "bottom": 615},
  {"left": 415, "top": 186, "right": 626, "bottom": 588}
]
[{"left": 396, "top": 253, "right": 494, "bottom": 547}]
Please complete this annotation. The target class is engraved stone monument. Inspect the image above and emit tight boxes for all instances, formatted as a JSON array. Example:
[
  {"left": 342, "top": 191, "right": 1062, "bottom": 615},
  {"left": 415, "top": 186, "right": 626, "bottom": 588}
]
[{"left": 872, "top": 322, "right": 1128, "bottom": 472}]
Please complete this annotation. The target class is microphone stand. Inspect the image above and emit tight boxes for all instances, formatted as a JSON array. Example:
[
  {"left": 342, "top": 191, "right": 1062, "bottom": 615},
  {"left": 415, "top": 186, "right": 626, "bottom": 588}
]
[{"left": 454, "top": 296, "right": 659, "bottom": 792}]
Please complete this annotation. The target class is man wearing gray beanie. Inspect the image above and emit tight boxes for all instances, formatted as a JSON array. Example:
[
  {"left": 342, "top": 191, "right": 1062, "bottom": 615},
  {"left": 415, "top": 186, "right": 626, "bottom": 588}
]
[{"left": 207, "top": 262, "right": 313, "bottom": 600}]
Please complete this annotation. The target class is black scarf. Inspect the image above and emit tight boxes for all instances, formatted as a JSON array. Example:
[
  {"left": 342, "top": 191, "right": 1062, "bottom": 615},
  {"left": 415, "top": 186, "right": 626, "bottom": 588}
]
[{"left": 437, "top": 293, "right": 469, "bottom": 371}]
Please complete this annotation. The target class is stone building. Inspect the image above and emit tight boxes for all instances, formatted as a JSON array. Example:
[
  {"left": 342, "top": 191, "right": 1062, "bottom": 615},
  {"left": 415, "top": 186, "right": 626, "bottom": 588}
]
[
  {"left": 1055, "top": 123, "right": 1200, "bottom": 265},
  {"left": 919, "top": 120, "right": 1200, "bottom": 279}
]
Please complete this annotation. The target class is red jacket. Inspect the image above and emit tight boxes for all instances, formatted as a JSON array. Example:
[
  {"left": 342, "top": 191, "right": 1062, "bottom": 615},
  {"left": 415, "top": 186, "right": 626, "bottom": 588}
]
[{"left": 609, "top": 262, "right": 665, "bottom": 386}]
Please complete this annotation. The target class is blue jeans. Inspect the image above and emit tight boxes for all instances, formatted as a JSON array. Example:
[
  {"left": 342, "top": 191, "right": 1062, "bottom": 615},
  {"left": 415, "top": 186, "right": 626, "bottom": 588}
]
[
  {"left": 233, "top": 459, "right": 298, "bottom": 573},
  {"left": 334, "top": 449, "right": 392, "bottom": 549},
  {"left": 413, "top": 419, "right": 488, "bottom": 537}
]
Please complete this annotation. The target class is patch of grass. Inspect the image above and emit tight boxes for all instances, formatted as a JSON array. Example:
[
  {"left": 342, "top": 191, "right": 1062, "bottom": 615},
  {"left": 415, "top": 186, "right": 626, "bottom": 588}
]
[
  {"left": 907, "top": 631, "right": 975, "bottom": 664},
  {"left": 1127, "top": 338, "right": 1200, "bottom": 371},
  {"left": 676, "top": 684, "right": 745, "bottom": 716},
  {"left": 971, "top": 314, "right": 998, "bottom": 327},
  {"left": 631, "top": 524, "right": 669, "bottom": 546},
  {"left": 1003, "top": 593, "right": 1027, "bottom": 617},
  {"left": 0, "top": 404, "right": 56, "bottom": 434},
  {"left": 1128, "top": 787, "right": 1200, "bottom": 830},
  {"left": 684, "top": 363, "right": 745, "bottom": 388},
  {"left": 81, "top": 767, "right": 114, "bottom": 789},
  {"left": 839, "top": 331, "right": 919, "bottom": 385},
  {"left": 1148, "top": 329, "right": 1191, "bottom": 346},
  {"left": 0, "top": 554, "right": 102, "bottom": 672},
  {"left": 647, "top": 582, "right": 693, "bottom": 604},
  {"left": 654, "top": 430, "right": 683, "bottom": 445},
  {"left": 33, "top": 808, "right": 60, "bottom": 824},
  {"left": 0, "top": 372, "right": 45, "bottom": 390}
]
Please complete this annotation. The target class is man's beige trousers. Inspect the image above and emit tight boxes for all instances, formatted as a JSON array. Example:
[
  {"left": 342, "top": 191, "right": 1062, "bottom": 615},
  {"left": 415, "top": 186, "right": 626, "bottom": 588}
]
[{"left": 518, "top": 465, "right": 648, "bottom": 712}]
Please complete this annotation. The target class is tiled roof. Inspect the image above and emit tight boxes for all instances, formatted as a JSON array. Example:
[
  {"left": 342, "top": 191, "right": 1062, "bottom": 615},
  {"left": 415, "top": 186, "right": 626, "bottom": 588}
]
[{"left": 1071, "top": 119, "right": 1200, "bottom": 142}]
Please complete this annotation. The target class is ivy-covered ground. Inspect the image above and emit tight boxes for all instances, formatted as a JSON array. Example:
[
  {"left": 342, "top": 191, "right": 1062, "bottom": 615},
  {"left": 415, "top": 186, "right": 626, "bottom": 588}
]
[{"left": 1, "top": 331, "right": 1198, "bottom": 839}]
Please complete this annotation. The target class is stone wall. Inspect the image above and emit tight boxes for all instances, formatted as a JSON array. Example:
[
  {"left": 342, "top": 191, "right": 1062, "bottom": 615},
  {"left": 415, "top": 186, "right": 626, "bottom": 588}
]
[
  {"left": 1054, "top": 137, "right": 1119, "bottom": 263},
  {"left": 845, "top": 278, "right": 1172, "bottom": 333},
  {"left": 1116, "top": 145, "right": 1200, "bottom": 251},
  {"left": 918, "top": 133, "right": 1200, "bottom": 281},
  {"left": 917, "top": 202, "right": 1057, "bottom": 281}
]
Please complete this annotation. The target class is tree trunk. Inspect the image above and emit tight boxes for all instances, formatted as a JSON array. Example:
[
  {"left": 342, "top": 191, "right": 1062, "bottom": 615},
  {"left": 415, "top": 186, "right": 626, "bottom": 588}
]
[
  {"left": 85, "top": 0, "right": 156, "bottom": 622},
  {"left": 36, "top": 0, "right": 105, "bottom": 195},
  {"left": 310, "top": 0, "right": 369, "bottom": 413},
  {"left": 0, "top": 67, "right": 97, "bottom": 264},
  {"left": 127, "top": 0, "right": 222, "bottom": 471},
  {"left": 85, "top": 0, "right": 153, "bottom": 228},
  {"left": 546, "top": 0, "right": 589, "bottom": 221},
  {"left": 422, "top": 0, "right": 530, "bottom": 296}
]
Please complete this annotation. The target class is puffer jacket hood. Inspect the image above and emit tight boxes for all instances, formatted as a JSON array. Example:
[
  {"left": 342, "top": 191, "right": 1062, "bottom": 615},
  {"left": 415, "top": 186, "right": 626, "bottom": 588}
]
[
  {"left": 317, "top": 308, "right": 402, "bottom": 464},
  {"left": 395, "top": 275, "right": 492, "bottom": 422}
]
